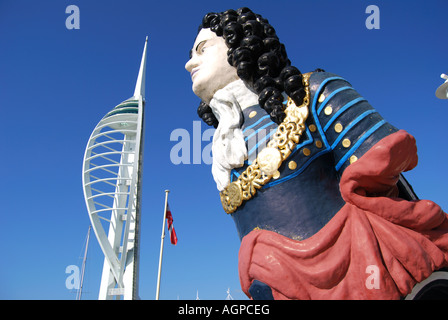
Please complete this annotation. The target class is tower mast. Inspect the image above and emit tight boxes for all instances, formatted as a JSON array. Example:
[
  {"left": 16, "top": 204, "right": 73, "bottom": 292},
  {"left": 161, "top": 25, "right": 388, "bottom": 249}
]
[{"left": 133, "top": 36, "right": 148, "bottom": 100}]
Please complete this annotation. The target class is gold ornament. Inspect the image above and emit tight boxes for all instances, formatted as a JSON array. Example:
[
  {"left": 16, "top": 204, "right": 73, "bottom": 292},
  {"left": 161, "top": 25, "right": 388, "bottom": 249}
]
[
  {"left": 220, "top": 182, "right": 243, "bottom": 214},
  {"left": 220, "top": 73, "right": 311, "bottom": 213},
  {"left": 258, "top": 147, "right": 282, "bottom": 176},
  {"left": 288, "top": 161, "right": 297, "bottom": 170}
]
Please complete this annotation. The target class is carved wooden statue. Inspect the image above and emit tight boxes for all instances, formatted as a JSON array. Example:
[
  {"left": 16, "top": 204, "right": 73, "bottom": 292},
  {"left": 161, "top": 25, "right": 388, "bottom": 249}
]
[{"left": 185, "top": 7, "right": 448, "bottom": 299}]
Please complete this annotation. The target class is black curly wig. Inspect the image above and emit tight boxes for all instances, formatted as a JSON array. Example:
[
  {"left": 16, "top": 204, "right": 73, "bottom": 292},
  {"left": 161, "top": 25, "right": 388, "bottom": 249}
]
[{"left": 194, "top": 7, "right": 322, "bottom": 128}]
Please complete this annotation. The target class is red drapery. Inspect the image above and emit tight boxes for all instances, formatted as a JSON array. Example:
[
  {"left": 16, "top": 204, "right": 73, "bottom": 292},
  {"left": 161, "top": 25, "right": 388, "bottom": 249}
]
[{"left": 238, "top": 130, "right": 448, "bottom": 299}]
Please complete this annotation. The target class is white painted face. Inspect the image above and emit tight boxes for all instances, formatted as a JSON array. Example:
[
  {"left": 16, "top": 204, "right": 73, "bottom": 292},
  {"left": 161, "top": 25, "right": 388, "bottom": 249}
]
[{"left": 185, "top": 28, "right": 239, "bottom": 104}]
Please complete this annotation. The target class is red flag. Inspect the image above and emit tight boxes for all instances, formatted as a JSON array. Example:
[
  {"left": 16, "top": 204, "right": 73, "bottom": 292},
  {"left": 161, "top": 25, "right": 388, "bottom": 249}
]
[{"left": 165, "top": 203, "right": 178, "bottom": 245}]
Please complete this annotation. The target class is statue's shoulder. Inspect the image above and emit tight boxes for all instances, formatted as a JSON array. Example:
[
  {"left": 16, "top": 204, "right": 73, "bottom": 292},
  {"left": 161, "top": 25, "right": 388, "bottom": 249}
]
[
  {"left": 306, "top": 70, "right": 398, "bottom": 173},
  {"left": 308, "top": 71, "right": 353, "bottom": 95}
]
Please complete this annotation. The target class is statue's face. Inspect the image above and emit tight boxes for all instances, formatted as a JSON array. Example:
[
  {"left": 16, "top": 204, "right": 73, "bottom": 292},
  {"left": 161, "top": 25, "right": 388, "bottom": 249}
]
[{"left": 185, "top": 28, "right": 239, "bottom": 104}]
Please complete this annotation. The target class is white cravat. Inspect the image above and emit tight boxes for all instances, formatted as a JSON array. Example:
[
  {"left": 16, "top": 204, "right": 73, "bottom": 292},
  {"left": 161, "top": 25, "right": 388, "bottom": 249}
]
[{"left": 209, "top": 79, "right": 259, "bottom": 191}]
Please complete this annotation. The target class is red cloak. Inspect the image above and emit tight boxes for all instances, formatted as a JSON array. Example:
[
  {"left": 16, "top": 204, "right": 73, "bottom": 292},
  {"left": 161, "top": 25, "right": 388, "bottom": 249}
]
[{"left": 238, "top": 130, "right": 448, "bottom": 299}]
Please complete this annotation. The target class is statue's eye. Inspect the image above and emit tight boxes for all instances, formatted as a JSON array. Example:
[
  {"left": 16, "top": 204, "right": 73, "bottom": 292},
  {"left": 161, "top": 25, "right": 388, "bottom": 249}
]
[{"left": 196, "top": 40, "right": 208, "bottom": 54}]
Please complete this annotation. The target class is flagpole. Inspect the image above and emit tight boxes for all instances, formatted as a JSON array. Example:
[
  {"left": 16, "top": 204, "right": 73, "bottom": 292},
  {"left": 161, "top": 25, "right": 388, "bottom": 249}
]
[{"left": 155, "top": 190, "right": 170, "bottom": 300}]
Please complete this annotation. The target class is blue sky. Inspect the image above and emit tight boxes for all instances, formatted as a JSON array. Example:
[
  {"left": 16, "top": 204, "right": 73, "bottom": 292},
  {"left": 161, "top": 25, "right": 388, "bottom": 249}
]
[{"left": 0, "top": 0, "right": 447, "bottom": 300}]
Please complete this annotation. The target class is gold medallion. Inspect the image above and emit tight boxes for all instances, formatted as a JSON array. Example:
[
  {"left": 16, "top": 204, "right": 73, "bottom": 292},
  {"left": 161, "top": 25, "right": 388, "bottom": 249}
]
[
  {"left": 257, "top": 147, "right": 282, "bottom": 176},
  {"left": 220, "top": 182, "right": 243, "bottom": 213}
]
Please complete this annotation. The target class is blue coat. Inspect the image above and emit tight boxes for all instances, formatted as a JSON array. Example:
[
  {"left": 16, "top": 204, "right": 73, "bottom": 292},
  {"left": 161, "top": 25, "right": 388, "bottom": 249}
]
[{"left": 229, "top": 72, "right": 400, "bottom": 241}]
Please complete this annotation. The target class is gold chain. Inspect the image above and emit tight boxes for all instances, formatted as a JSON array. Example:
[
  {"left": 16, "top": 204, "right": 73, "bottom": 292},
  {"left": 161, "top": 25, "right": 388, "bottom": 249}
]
[{"left": 220, "top": 73, "right": 311, "bottom": 214}]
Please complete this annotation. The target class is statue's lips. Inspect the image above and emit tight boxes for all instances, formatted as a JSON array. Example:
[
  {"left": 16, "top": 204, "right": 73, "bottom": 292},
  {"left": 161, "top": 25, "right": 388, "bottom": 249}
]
[{"left": 191, "top": 68, "right": 199, "bottom": 80}]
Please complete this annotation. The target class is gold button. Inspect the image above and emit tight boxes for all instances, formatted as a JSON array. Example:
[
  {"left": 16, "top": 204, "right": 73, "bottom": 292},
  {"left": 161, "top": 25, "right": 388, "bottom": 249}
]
[
  {"left": 288, "top": 161, "right": 297, "bottom": 170},
  {"left": 318, "top": 94, "right": 326, "bottom": 103},
  {"left": 324, "top": 106, "right": 332, "bottom": 115},
  {"left": 334, "top": 123, "right": 343, "bottom": 133},
  {"left": 342, "top": 138, "right": 351, "bottom": 148},
  {"left": 350, "top": 155, "right": 358, "bottom": 164},
  {"left": 249, "top": 111, "right": 257, "bottom": 118},
  {"left": 272, "top": 170, "right": 280, "bottom": 179},
  {"left": 315, "top": 140, "right": 322, "bottom": 148},
  {"left": 303, "top": 148, "right": 311, "bottom": 156},
  {"left": 309, "top": 124, "right": 317, "bottom": 132}
]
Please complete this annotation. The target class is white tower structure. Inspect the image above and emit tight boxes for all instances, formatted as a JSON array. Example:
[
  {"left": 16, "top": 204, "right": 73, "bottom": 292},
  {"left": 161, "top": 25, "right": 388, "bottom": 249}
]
[{"left": 82, "top": 37, "right": 148, "bottom": 300}]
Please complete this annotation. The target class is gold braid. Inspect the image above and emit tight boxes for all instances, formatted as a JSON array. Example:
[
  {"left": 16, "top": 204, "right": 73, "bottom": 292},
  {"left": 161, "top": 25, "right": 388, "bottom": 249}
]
[{"left": 220, "top": 72, "right": 312, "bottom": 213}]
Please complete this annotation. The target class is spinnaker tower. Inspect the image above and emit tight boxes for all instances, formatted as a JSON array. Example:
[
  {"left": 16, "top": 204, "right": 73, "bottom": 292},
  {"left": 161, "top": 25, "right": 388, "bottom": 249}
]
[{"left": 82, "top": 37, "right": 148, "bottom": 300}]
